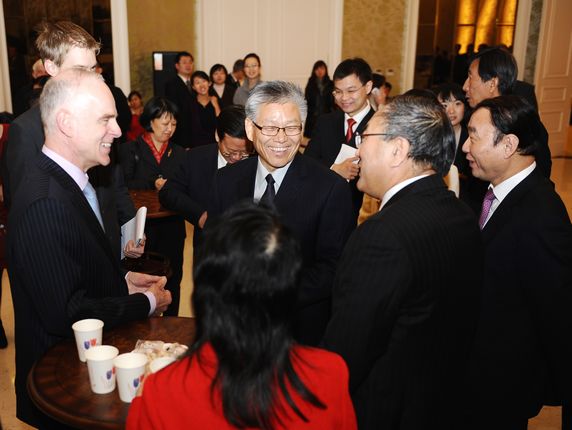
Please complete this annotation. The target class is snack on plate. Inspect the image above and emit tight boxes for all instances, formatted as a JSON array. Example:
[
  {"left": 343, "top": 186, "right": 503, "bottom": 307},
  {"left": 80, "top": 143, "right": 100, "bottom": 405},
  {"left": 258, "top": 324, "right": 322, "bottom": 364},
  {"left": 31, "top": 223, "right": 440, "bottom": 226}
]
[{"left": 133, "top": 340, "right": 189, "bottom": 362}]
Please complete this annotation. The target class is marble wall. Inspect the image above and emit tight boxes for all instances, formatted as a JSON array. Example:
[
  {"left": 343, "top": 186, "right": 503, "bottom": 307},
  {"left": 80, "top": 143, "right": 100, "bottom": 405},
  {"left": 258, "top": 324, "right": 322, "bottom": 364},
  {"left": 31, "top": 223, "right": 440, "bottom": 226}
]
[
  {"left": 341, "top": 0, "right": 407, "bottom": 94},
  {"left": 524, "top": 0, "right": 543, "bottom": 84},
  {"left": 126, "top": 0, "right": 196, "bottom": 101}
]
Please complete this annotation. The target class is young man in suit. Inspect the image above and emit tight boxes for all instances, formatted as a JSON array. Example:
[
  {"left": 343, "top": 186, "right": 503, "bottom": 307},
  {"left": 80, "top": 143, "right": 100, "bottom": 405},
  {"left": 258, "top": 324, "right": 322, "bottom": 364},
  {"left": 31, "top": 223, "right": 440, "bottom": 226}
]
[
  {"left": 463, "top": 46, "right": 552, "bottom": 177},
  {"left": 159, "top": 105, "right": 253, "bottom": 246},
  {"left": 164, "top": 51, "right": 195, "bottom": 149},
  {"left": 462, "top": 95, "right": 572, "bottom": 429},
  {"left": 304, "top": 58, "right": 375, "bottom": 220},
  {"left": 207, "top": 81, "right": 354, "bottom": 346},
  {"left": 7, "top": 70, "right": 172, "bottom": 429},
  {"left": 1, "top": 20, "right": 141, "bottom": 261},
  {"left": 322, "top": 94, "right": 483, "bottom": 430}
]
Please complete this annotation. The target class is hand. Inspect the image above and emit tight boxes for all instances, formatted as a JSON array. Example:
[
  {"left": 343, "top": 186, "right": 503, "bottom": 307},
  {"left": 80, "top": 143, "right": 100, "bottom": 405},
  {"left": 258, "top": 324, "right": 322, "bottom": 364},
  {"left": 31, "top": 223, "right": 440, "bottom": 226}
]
[
  {"left": 332, "top": 157, "right": 360, "bottom": 180},
  {"left": 198, "top": 211, "right": 208, "bottom": 229},
  {"left": 148, "top": 282, "right": 172, "bottom": 314},
  {"left": 126, "top": 271, "right": 166, "bottom": 294},
  {"left": 155, "top": 177, "right": 167, "bottom": 190},
  {"left": 124, "top": 236, "right": 145, "bottom": 258}
]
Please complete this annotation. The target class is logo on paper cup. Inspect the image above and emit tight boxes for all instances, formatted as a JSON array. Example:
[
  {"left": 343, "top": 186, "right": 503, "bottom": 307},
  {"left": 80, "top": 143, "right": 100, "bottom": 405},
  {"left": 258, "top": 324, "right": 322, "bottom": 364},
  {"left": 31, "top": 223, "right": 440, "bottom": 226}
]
[{"left": 83, "top": 338, "right": 98, "bottom": 350}]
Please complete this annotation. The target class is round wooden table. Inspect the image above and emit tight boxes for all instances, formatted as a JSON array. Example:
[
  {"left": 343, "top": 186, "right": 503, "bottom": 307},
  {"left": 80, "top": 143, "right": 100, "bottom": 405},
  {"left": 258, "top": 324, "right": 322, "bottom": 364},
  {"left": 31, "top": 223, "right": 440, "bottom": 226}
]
[{"left": 28, "top": 317, "right": 196, "bottom": 429}]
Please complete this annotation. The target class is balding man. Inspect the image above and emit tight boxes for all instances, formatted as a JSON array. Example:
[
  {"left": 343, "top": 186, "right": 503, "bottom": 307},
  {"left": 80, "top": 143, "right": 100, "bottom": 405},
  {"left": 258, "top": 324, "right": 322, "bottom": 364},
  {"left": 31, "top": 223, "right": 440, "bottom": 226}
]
[{"left": 7, "top": 70, "right": 171, "bottom": 429}]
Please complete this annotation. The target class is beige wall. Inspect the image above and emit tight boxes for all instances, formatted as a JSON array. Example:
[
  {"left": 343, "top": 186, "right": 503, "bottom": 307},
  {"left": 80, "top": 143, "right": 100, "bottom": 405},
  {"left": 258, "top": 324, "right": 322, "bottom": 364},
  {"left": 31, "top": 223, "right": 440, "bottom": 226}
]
[
  {"left": 126, "top": 0, "right": 196, "bottom": 101},
  {"left": 342, "top": 0, "right": 407, "bottom": 94}
]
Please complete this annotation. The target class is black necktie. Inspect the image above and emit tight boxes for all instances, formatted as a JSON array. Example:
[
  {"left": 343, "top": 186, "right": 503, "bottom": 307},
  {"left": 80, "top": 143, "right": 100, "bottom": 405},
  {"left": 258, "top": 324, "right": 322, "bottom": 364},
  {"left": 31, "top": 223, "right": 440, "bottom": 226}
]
[
  {"left": 259, "top": 174, "right": 275, "bottom": 207},
  {"left": 186, "top": 79, "right": 192, "bottom": 92}
]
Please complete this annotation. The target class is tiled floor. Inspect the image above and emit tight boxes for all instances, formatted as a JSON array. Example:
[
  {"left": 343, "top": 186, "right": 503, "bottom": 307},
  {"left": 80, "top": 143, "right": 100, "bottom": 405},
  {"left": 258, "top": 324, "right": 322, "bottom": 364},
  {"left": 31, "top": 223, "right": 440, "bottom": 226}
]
[{"left": 1, "top": 139, "right": 571, "bottom": 429}]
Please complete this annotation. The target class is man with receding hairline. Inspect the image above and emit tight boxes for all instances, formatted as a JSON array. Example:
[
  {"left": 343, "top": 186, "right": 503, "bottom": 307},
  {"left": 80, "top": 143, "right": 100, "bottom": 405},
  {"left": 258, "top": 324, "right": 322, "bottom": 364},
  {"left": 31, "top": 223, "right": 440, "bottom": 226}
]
[{"left": 7, "top": 69, "right": 172, "bottom": 429}]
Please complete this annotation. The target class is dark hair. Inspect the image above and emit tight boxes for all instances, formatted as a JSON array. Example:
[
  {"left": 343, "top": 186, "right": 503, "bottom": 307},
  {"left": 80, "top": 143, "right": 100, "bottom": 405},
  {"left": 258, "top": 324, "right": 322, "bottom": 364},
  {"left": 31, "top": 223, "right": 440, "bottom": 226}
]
[
  {"left": 433, "top": 82, "right": 469, "bottom": 122},
  {"left": 192, "top": 204, "right": 325, "bottom": 430},
  {"left": 383, "top": 81, "right": 392, "bottom": 92},
  {"left": 139, "top": 97, "right": 178, "bottom": 132},
  {"left": 311, "top": 60, "right": 328, "bottom": 77},
  {"left": 377, "top": 94, "right": 455, "bottom": 175},
  {"left": 191, "top": 70, "right": 210, "bottom": 85},
  {"left": 403, "top": 88, "right": 439, "bottom": 101},
  {"left": 472, "top": 46, "right": 517, "bottom": 95},
  {"left": 127, "top": 90, "right": 142, "bottom": 101},
  {"left": 175, "top": 51, "right": 194, "bottom": 64},
  {"left": 475, "top": 95, "right": 541, "bottom": 155},
  {"left": 306, "top": 60, "right": 332, "bottom": 89},
  {"left": 209, "top": 63, "right": 228, "bottom": 81},
  {"left": 333, "top": 57, "right": 372, "bottom": 85},
  {"left": 371, "top": 73, "right": 386, "bottom": 89},
  {"left": 216, "top": 105, "right": 247, "bottom": 141},
  {"left": 232, "top": 59, "right": 244, "bottom": 73},
  {"left": 243, "top": 52, "right": 261, "bottom": 67}
]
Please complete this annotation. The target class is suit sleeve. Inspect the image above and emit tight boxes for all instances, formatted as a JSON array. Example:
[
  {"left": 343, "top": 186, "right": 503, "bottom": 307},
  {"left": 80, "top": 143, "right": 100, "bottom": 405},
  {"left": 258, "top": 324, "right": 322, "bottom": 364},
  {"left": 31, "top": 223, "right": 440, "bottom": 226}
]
[
  {"left": 297, "top": 178, "right": 354, "bottom": 307},
  {"left": 304, "top": 116, "right": 326, "bottom": 162},
  {"left": 322, "top": 221, "right": 412, "bottom": 392},
  {"left": 11, "top": 198, "right": 150, "bottom": 337},
  {"left": 159, "top": 152, "right": 206, "bottom": 225},
  {"left": 119, "top": 141, "right": 155, "bottom": 190}
]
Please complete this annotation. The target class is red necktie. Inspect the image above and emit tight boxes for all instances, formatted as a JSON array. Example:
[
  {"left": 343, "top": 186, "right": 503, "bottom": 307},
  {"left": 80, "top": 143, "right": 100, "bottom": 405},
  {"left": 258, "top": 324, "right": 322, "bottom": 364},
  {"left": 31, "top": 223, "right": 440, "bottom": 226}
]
[{"left": 345, "top": 118, "right": 357, "bottom": 144}]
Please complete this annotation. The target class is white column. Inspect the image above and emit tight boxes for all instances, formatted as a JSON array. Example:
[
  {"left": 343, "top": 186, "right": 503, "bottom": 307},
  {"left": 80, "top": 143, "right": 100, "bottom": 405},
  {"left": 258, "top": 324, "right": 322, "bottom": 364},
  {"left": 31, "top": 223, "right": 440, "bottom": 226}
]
[
  {"left": 403, "top": 0, "right": 419, "bottom": 93},
  {"left": 110, "top": 0, "right": 131, "bottom": 94},
  {"left": 0, "top": 4, "right": 12, "bottom": 112}
]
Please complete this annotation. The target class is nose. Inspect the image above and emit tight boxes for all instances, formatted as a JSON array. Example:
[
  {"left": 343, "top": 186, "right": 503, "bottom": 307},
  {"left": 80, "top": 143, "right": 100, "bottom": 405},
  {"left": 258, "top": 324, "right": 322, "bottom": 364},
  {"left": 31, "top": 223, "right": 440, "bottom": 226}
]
[
  {"left": 274, "top": 128, "right": 288, "bottom": 142},
  {"left": 461, "top": 137, "right": 470, "bottom": 154},
  {"left": 109, "top": 118, "right": 121, "bottom": 139},
  {"left": 462, "top": 77, "right": 469, "bottom": 93}
]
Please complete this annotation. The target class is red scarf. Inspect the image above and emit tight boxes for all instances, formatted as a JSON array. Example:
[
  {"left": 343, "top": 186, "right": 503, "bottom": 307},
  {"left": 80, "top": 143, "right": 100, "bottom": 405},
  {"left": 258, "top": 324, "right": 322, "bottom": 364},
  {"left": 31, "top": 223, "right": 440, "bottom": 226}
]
[{"left": 142, "top": 132, "right": 169, "bottom": 164}]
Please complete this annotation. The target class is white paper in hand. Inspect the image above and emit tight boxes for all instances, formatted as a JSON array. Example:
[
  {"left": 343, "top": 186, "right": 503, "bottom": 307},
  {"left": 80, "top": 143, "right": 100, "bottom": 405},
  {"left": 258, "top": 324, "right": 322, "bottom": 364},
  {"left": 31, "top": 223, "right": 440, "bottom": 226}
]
[
  {"left": 334, "top": 143, "right": 358, "bottom": 165},
  {"left": 120, "top": 206, "right": 147, "bottom": 259}
]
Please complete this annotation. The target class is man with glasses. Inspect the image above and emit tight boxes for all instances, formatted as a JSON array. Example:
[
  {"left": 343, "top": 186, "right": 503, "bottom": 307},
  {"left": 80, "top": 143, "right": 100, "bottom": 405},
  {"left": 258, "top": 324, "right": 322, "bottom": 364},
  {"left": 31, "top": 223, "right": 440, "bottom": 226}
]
[
  {"left": 322, "top": 94, "right": 483, "bottom": 430},
  {"left": 207, "top": 81, "right": 354, "bottom": 346},
  {"left": 305, "top": 58, "right": 375, "bottom": 220},
  {"left": 160, "top": 105, "right": 252, "bottom": 246}
]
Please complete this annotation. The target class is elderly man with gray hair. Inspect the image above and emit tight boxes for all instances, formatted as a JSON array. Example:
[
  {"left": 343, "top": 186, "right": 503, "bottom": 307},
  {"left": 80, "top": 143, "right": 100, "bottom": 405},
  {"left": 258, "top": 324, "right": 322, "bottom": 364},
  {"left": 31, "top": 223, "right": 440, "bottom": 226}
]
[
  {"left": 7, "top": 69, "right": 171, "bottom": 429},
  {"left": 322, "top": 94, "right": 483, "bottom": 430},
  {"left": 207, "top": 80, "right": 354, "bottom": 346}
]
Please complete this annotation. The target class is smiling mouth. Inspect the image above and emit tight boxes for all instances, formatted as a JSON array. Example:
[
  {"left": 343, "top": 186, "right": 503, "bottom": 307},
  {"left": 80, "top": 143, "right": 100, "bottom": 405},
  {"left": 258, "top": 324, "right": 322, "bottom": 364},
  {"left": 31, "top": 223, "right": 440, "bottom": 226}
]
[
  {"left": 268, "top": 146, "right": 289, "bottom": 153},
  {"left": 101, "top": 143, "right": 112, "bottom": 148}
]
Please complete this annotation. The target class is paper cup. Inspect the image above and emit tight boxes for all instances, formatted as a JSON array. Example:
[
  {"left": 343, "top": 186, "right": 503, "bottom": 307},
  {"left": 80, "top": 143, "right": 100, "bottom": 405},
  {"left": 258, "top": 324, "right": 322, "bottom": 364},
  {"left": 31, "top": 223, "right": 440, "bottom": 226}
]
[
  {"left": 85, "top": 345, "right": 119, "bottom": 394},
  {"left": 114, "top": 352, "right": 148, "bottom": 403},
  {"left": 72, "top": 319, "right": 104, "bottom": 362},
  {"left": 149, "top": 356, "right": 176, "bottom": 373}
]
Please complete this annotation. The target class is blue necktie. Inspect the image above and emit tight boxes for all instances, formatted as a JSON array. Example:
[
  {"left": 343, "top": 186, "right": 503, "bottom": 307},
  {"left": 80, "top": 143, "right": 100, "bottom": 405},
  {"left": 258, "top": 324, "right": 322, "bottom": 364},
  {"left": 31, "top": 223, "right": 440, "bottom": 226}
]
[{"left": 83, "top": 182, "right": 105, "bottom": 230}]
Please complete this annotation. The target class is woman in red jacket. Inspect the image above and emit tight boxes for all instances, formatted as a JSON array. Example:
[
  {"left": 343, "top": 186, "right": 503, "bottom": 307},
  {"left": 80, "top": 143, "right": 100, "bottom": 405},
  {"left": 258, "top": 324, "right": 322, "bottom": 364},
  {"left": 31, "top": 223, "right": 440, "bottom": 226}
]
[{"left": 127, "top": 204, "right": 357, "bottom": 430}]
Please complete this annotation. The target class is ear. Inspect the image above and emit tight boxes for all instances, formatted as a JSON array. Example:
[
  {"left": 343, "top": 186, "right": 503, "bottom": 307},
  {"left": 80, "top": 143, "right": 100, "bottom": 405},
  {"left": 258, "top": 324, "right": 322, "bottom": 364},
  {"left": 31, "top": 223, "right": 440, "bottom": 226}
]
[
  {"left": 364, "top": 80, "right": 373, "bottom": 95},
  {"left": 43, "top": 59, "right": 59, "bottom": 77},
  {"left": 55, "top": 109, "right": 74, "bottom": 138},
  {"left": 489, "top": 77, "right": 499, "bottom": 94},
  {"left": 502, "top": 134, "right": 519, "bottom": 158},
  {"left": 245, "top": 118, "right": 255, "bottom": 141},
  {"left": 390, "top": 137, "right": 410, "bottom": 166}
]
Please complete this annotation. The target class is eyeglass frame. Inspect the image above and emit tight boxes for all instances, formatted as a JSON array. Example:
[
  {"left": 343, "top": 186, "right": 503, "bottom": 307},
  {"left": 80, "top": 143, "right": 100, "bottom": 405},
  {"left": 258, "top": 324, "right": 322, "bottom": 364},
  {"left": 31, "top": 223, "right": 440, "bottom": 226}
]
[
  {"left": 251, "top": 121, "right": 303, "bottom": 137},
  {"left": 354, "top": 132, "right": 392, "bottom": 148},
  {"left": 332, "top": 84, "right": 365, "bottom": 99}
]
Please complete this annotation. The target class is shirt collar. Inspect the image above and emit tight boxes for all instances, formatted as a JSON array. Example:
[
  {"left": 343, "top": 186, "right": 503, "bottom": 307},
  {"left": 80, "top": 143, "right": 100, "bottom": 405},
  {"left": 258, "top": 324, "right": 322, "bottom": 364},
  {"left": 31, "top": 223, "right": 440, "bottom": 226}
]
[
  {"left": 489, "top": 161, "right": 536, "bottom": 204},
  {"left": 256, "top": 157, "right": 293, "bottom": 194},
  {"left": 217, "top": 150, "right": 227, "bottom": 169},
  {"left": 344, "top": 101, "right": 371, "bottom": 127},
  {"left": 380, "top": 174, "right": 430, "bottom": 210},
  {"left": 42, "top": 145, "right": 89, "bottom": 190}
]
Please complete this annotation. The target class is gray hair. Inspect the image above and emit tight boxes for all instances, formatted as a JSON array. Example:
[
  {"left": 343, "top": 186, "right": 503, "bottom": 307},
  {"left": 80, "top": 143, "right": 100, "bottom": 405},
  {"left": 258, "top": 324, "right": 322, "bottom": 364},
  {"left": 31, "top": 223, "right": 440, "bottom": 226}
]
[
  {"left": 245, "top": 80, "right": 307, "bottom": 123},
  {"left": 376, "top": 94, "right": 455, "bottom": 175},
  {"left": 40, "top": 68, "right": 104, "bottom": 134}
]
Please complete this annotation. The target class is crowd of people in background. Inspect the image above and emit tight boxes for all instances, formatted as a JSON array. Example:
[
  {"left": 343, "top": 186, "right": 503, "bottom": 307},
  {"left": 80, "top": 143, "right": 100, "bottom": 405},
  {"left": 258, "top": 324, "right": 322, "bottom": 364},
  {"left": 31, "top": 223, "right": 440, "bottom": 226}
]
[{"left": 0, "top": 19, "right": 571, "bottom": 430}]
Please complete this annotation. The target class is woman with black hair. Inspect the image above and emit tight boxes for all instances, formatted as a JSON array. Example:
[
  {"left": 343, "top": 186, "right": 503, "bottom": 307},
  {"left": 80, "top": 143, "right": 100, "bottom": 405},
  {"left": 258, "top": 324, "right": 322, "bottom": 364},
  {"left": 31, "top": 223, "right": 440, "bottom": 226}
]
[
  {"left": 303, "top": 60, "right": 334, "bottom": 138},
  {"left": 127, "top": 204, "right": 357, "bottom": 430},
  {"left": 119, "top": 97, "right": 186, "bottom": 316},
  {"left": 209, "top": 64, "right": 236, "bottom": 109}
]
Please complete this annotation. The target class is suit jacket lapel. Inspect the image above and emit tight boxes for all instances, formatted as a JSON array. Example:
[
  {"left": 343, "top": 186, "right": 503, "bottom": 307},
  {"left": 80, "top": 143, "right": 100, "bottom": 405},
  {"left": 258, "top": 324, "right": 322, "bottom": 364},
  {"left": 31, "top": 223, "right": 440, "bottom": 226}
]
[
  {"left": 38, "top": 154, "right": 119, "bottom": 268},
  {"left": 274, "top": 153, "right": 304, "bottom": 210},
  {"left": 348, "top": 107, "right": 375, "bottom": 148},
  {"left": 481, "top": 171, "right": 539, "bottom": 245}
]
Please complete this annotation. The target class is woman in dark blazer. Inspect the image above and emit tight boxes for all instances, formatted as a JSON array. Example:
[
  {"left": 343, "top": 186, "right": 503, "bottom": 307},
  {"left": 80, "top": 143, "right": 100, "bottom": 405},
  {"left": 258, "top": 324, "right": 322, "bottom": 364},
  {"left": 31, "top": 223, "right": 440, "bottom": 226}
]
[
  {"left": 119, "top": 97, "right": 187, "bottom": 316},
  {"left": 209, "top": 64, "right": 236, "bottom": 109}
]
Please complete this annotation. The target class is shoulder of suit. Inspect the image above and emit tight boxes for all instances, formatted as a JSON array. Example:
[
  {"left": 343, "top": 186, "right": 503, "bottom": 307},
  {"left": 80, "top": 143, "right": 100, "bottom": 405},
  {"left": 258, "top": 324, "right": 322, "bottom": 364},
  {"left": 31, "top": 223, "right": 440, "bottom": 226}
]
[{"left": 291, "top": 345, "right": 349, "bottom": 376}]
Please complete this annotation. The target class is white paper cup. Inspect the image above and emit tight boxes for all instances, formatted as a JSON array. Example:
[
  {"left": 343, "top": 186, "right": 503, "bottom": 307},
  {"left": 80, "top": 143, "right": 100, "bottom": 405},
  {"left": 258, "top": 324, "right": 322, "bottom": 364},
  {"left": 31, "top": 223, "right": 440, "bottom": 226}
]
[
  {"left": 149, "top": 356, "right": 176, "bottom": 373},
  {"left": 85, "top": 345, "right": 119, "bottom": 394},
  {"left": 114, "top": 352, "right": 148, "bottom": 403},
  {"left": 72, "top": 319, "right": 104, "bottom": 362}
]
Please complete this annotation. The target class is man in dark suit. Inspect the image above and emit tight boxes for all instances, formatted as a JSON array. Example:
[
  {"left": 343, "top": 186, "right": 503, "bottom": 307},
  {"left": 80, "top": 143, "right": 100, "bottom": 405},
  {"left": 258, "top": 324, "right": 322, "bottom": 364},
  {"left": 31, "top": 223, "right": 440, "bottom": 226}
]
[
  {"left": 7, "top": 69, "right": 172, "bottom": 429},
  {"left": 164, "top": 51, "right": 196, "bottom": 149},
  {"left": 463, "top": 46, "right": 552, "bottom": 177},
  {"left": 461, "top": 95, "right": 572, "bottom": 429},
  {"left": 1, "top": 21, "right": 140, "bottom": 261},
  {"left": 322, "top": 94, "right": 483, "bottom": 430},
  {"left": 159, "top": 105, "right": 252, "bottom": 247},
  {"left": 207, "top": 81, "right": 354, "bottom": 346},
  {"left": 305, "top": 58, "right": 375, "bottom": 219}
]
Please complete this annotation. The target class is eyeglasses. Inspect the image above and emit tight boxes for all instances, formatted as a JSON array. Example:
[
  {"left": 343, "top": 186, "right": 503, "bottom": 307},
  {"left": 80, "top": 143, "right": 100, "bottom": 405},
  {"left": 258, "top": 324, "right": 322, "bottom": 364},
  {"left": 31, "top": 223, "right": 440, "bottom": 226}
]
[
  {"left": 220, "top": 149, "right": 253, "bottom": 160},
  {"left": 332, "top": 84, "right": 365, "bottom": 99},
  {"left": 354, "top": 132, "right": 392, "bottom": 148},
  {"left": 252, "top": 122, "right": 303, "bottom": 137}
]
